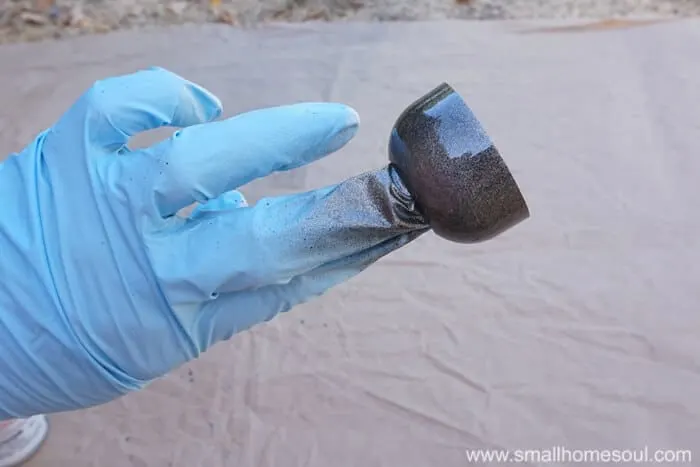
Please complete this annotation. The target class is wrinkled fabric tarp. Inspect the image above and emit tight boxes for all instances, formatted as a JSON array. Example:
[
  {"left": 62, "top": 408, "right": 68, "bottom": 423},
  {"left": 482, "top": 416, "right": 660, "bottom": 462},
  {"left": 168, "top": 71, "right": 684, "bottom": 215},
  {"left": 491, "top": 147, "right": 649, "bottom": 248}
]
[{"left": 1, "top": 18, "right": 699, "bottom": 467}]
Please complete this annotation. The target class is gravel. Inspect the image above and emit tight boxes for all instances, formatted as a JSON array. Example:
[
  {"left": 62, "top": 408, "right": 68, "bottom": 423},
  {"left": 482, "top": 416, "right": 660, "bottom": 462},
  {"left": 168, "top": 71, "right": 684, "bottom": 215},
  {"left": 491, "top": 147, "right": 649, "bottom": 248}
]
[{"left": 1, "top": 0, "right": 699, "bottom": 44}]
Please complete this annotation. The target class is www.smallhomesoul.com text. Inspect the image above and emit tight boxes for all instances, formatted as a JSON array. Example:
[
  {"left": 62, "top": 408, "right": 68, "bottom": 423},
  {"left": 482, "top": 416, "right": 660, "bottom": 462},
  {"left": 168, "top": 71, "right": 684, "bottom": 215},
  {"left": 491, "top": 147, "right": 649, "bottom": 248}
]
[{"left": 464, "top": 446, "right": 692, "bottom": 464}]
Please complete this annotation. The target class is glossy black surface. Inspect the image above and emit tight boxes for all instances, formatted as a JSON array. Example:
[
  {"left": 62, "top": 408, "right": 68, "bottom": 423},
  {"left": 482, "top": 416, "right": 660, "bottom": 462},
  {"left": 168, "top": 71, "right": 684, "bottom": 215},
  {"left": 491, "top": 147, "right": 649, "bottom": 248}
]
[{"left": 388, "top": 83, "right": 530, "bottom": 243}]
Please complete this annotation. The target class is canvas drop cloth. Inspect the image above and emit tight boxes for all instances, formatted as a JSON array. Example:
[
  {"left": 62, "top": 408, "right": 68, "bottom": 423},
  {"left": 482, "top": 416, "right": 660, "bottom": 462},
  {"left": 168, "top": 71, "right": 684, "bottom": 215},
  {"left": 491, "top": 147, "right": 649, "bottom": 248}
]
[{"left": 0, "top": 18, "right": 699, "bottom": 467}]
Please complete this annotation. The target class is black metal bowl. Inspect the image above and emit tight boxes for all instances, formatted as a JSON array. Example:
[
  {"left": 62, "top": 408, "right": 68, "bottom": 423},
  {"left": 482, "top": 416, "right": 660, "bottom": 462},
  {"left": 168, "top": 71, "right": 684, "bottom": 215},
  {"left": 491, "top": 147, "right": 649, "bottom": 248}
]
[{"left": 388, "top": 83, "right": 530, "bottom": 243}]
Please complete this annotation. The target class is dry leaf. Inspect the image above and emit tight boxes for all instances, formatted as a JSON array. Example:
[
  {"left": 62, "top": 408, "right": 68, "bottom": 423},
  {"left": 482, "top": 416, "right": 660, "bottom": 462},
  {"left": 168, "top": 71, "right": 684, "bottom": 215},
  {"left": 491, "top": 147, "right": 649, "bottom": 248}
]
[
  {"left": 35, "top": 0, "right": 54, "bottom": 12},
  {"left": 216, "top": 8, "right": 237, "bottom": 25}
]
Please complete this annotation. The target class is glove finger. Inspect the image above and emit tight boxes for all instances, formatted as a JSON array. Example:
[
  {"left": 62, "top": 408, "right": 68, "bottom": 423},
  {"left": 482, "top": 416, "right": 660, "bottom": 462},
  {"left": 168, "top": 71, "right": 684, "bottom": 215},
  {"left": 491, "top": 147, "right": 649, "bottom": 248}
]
[
  {"left": 153, "top": 170, "right": 429, "bottom": 303},
  {"left": 48, "top": 67, "right": 222, "bottom": 153},
  {"left": 189, "top": 190, "right": 248, "bottom": 220},
  {"left": 190, "top": 232, "right": 418, "bottom": 346},
  {"left": 145, "top": 102, "right": 359, "bottom": 218}
]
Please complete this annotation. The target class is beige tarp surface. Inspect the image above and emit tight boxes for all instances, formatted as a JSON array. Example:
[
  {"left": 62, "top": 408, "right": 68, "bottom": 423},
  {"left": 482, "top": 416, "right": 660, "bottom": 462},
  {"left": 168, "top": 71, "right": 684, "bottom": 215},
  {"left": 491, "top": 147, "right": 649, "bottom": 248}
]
[{"left": 1, "top": 18, "right": 699, "bottom": 467}]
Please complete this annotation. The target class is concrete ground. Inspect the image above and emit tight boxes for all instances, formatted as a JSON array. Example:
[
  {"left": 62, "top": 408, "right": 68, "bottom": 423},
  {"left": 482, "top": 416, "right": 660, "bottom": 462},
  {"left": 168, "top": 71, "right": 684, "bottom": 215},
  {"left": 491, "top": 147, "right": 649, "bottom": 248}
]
[
  {"left": 1, "top": 0, "right": 699, "bottom": 43},
  {"left": 0, "top": 17, "right": 699, "bottom": 467}
]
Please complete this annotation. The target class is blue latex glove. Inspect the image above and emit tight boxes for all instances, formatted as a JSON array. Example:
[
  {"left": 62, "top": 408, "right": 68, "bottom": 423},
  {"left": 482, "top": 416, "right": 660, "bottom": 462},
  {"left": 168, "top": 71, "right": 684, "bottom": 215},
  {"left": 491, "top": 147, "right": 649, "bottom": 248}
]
[{"left": 0, "top": 67, "right": 418, "bottom": 420}]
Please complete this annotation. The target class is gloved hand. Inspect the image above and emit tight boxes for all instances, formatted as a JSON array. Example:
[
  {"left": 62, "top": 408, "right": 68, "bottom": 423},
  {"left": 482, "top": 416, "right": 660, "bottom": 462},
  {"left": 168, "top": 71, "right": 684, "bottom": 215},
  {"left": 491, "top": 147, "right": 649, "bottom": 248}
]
[{"left": 0, "top": 67, "right": 420, "bottom": 420}]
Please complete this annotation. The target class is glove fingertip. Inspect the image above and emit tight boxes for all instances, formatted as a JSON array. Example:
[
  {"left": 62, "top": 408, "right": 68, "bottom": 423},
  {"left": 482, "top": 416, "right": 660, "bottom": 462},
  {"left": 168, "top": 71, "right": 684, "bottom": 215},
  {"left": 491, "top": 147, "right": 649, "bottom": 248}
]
[
  {"left": 143, "top": 66, "right": 223, "bottom": 124},
  {"left": 177, "top": 81, "right": 223, "bottom": 126}
]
